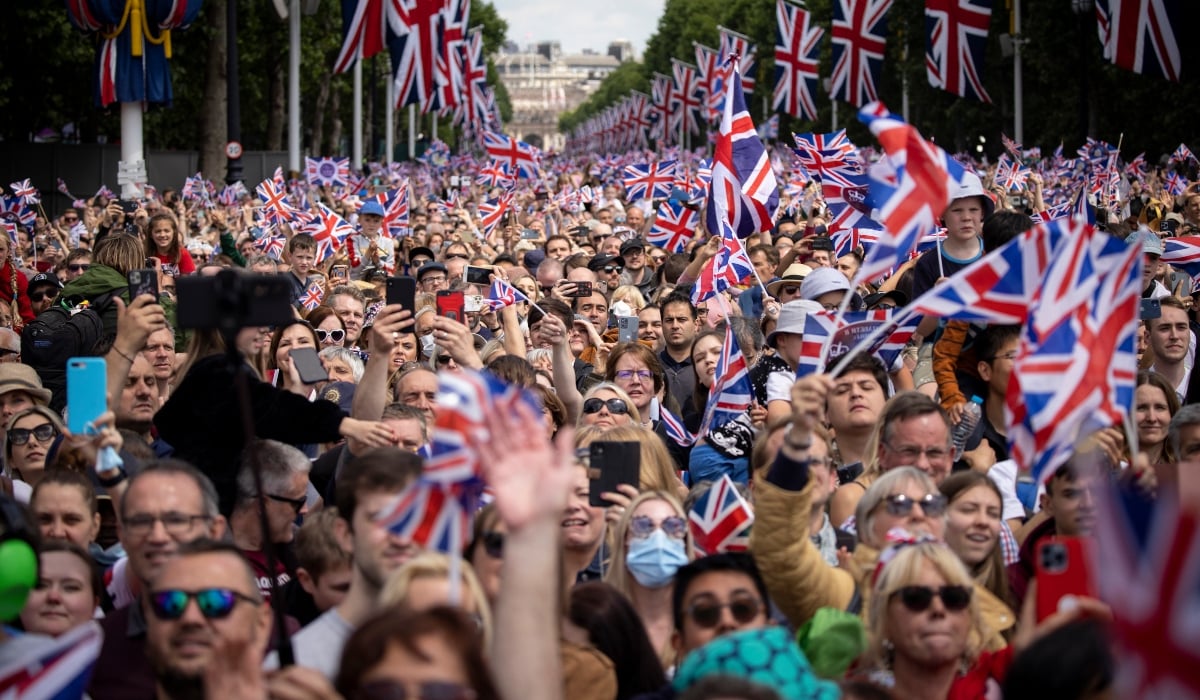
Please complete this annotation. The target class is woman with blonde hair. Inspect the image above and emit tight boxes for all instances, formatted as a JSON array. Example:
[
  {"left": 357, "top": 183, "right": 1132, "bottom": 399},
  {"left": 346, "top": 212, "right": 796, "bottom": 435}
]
[
  {"left": 379, "top": 551, "right": 493, "bottom": 649},
  {"left": 604, "top": 490, "right": 693, "bottom": 669},
  {"left": 574, "top": 424, "right": 684, "bottom": 497},
  {"left": 610, "top": 284, "right": 647, "bottom": 315},
  {"left": 577, "top": 382, "right": 641, "bottom": 429}
]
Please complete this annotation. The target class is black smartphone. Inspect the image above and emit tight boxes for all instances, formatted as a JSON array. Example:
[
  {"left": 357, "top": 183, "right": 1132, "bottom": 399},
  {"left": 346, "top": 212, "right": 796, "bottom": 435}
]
[
  {"left": 1161, "top": 218, "right": 1179, "bottom": 236},
  {"left": 1140, "top": 298, "right": 1162, "bottom": 320},
  {"left": 464, "top": 265, "right": 493, "bottom": 286},
  {"left": 127, "top": 268, "right": 158, "bottom": 299},
  {"left": 120, "top": 200, "right": 138, "bottom": 216},
  {"left": 386, "top": 276, "right": 417, "bottom": 310},
  {"left": 587, "top": 441, "right": 642, "bottom": 508},
  {"left": 566, "top": 281, "right": 592, "bottom": 298},
  {"left": 289, "top": 347, "right": 329, "bottom": 384}
]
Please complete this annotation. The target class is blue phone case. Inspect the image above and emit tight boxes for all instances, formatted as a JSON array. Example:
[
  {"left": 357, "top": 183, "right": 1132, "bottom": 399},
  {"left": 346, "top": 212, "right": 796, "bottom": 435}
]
[{"left": 66, "top": 357, "right": 108, "bottom": 435}]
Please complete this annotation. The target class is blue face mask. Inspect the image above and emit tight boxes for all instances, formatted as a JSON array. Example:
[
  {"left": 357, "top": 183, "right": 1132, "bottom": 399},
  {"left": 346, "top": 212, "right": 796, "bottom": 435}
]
[{"left": 625, "top": 528, "right": 688, "bottom": 589}]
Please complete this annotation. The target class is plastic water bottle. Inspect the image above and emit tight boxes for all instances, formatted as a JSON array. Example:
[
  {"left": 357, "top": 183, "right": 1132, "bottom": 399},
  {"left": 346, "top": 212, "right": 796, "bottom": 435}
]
[{"left": 951, "top": 397, "right": 983, "bottom": 461}]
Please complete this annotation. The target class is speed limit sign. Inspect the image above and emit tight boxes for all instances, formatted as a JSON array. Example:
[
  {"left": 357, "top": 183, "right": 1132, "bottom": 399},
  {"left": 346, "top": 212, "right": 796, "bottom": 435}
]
[{"left": 225, "top": 141, "right": 243, "bottom": 159}]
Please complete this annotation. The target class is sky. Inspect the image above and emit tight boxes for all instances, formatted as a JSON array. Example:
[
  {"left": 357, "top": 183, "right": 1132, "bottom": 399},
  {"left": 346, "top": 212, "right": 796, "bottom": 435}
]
[{"left": 489, "top": 0, "right": 666, "bottom": 56}]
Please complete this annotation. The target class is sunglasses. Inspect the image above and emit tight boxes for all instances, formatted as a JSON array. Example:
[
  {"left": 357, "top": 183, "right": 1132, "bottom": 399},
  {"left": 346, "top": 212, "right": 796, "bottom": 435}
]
[
  {"left": 883, "top": 493, "right": 948, "bottom": 518},
  {"left": 582, "top": 397, "right": 629, "bottom": 415},
  {"left": 8, "top": 423, "right": 58, "bottom": 446},
  {"left": 445, "top": 253, "right": 470, "bottom": 260},
  {"left": 355, "top": 680, "right": 477, "bottom": 700},
  {"left": 629, "top": 515, "right": 687, "bottom": 540},
  {"left": 148, "top": 588, "right": 260, "bottom": 620},
  {"left": 29, "top": 290, "right": 58, "bottom": 303},
  {"left": 779, "top": 285, "right": 801, "bottom": 296},
  {"left": 316, "top": 328, "right": 346, "bottom": 343},
  {"left": 68, "top": 263, "right": 90, "bottom": 272},
  {"left": 686, "top": 596, "right": 763, "bottom": 629},
  {"left": 481, "top": 531, "right": 504, "bottom": 558},
  {"left": 892, "top": 585, "right": 972, "bottom": 613},
  {"left": 267, "top": 492, "right": 307, "bottom": 513},
  {"left": 602, "top": 265, "right": 624, "bottom": 274}
]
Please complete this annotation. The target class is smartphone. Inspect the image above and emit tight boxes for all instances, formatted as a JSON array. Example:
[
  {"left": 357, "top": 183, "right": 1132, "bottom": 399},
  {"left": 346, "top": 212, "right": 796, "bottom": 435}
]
[
  {"left": 145, "top": 258, "right": 158, "bottom": 268},
  {"left": 437, "top": 290, "right": 465, "bottom": 323},
  {"left": 587, "top": 441, "right": 642, "bottom": 507},
  {"left": 176, "top": 274, "right": 294, "bottom": 330},
  {"left": 566, "top": 281, "right": 592, "bottom": 298},
  {"left": 464, "top": 265, "right": 493, "bottom": 286},
  {"left": 120, "top": 200, "right": 138, "bottom": 216},
  {"left": 289, "top": 347, "right": 329, "bottom": 385},
  {"left": 1161, "top": 218, "right": 1179, "bottom": 235},
  {"left": 386, "top": 276, "right": 417, "bottom": 310},
  {"left": 66, "top": 357, "right": 107, "bottom": 435},
  {"left": 464, "top": 294, "right": 484, "bottom": 313},
  {"left": 1035, "top": 537, "right": 1096, "bottom": 623},
  {"left": 520, "top": 229, "right": 539, "bottom": 240},
  {"left": 127, "top": 268, "right": 158, "bottom": 299},
  {"left": 617, "top": 316, "right": 638, "bottom": 343},
  {"left": 330, "top": 265, "right": 349, "bottom": 283},
  {"left": 1140, "top": 298, "right": 1162, "bottom": 320},
  {"left": 449, "top": 175, "right": 461, "bottom": 188}
]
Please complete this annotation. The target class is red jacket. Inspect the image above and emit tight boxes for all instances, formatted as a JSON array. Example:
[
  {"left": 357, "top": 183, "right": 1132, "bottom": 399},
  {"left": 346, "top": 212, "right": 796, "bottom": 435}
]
[{"left": 0, "top": 261, "right": 34, "bottom": 324}]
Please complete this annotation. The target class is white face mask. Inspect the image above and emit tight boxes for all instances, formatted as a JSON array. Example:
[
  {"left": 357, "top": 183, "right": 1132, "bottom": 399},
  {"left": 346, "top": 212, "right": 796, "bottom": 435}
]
[{"left": 419, "top": 333, "right": 436, "bottom": 357}]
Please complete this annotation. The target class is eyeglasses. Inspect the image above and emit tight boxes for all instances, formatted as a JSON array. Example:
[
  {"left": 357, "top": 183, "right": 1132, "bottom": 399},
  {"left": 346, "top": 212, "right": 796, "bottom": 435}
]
[
  {"left": 602, "top": 265, "right": 623, "bottom": 274},
  {"left": 354, "top": 680, "right": 478, "bottom": 700},
  {"left": 882, "top": 442, "right": 951, "bottom": 464},
  {"left": 266, "top": 493, "right": 307, "bottom": 513},
  {"left": 614, "top": 369, "right": 652, "bottom": 382},
  {"left": 882, "top": 493, "right": 948, "bottom": 518},
  {"left": 629, "top": 515, "right": 687, "bottom": 540},
  {"left": 582, "top": 397, "right": 629, "bottom": 415},
  {"left": 7, "top": 423, "right": 58, "bottom": 445},
  {"left": 316, "top": 328, "right": 346, "bottom": 343},
  {"left": 123, "top": 512, "right": 213, "bottom": 537},
  {"left": 68, "top": 263, "right": 90, "bottom": 272},
  {"left": 778, "top": 285, "right": 801, "bottom": 297},
  {"left": 29, "top": 290, "right": 58, "bottom": 303},
  {"left": 873, "top": 303, "right": 897, "bottom": 310},
  {"left": 421, "top": 275, "right": 448, "bottom": 285},
  {"left": 62, "top": 217, "right": 79, "bottom": 224},
  {"left": 148, "top": 588, "right": 261, "bottom": 621},
  {"left": 445, "top": 253, "right": 470, "bottom": 260},
  {"left": 686, "top": 596, "right": 763, "bottom": 629},
  {"left": 435, "top": 354, "right": 455, "bottom": 365},
  {"left": 481, "top": 531, "right": 504, "bottom": 558},
  {"left": 892, "top": 585, "right": 972, "bottom": 613}
]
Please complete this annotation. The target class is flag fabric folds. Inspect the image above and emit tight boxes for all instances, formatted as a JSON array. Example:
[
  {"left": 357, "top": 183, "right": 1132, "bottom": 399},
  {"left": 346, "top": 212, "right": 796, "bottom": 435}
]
[
  {"left": 774, "top": 0, "right": 825, "bottom": 121},
  {"left": 924, "top": 0, "right": 993, "bottom": 102},
  {"left": 688, "top": 474, "right": 753, "bottom": 554},
  {"left": 830, "top": 0, "right": 895, "bottom": 107}
]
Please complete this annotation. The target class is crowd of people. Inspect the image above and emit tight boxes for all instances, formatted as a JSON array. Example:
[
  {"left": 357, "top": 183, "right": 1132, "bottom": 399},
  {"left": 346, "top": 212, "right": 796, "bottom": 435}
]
[{"left": 0, "top": 149, "right": 1198, "bottom": 700}]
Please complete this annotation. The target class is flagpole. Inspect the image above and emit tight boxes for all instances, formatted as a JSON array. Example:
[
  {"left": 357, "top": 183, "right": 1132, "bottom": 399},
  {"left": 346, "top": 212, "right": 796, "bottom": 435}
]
[
  {"left": 385, "top": 68, "right": 395, "bottom": 164},
  {"left": 287, "top": 0, "right": 301, "bottom": 174},
  {"left": 353, "top": 60, "right": 364, "bottom": 169},
  {"left": 408, "top": 104, "right": 416, "bottom": 161}
]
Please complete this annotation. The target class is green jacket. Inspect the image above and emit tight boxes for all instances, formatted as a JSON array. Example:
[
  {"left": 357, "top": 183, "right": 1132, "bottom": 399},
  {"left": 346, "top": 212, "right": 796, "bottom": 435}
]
[{"left": 60, "top": 263, "right": 185, "bottom": 348}]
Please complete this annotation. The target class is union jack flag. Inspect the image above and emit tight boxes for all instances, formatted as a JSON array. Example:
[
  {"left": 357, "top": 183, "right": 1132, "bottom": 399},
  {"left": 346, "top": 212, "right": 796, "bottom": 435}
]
[
  {"left": 924, "top": 0, "right": 993, "bottom": 102},
  {"left": 305, "top": 157, "right": 351, "bottom": 187},
  {"left": 796, "top": 308, "right": 919, "bottom": 378},
  {"left": 688, "top": 473, "right": 753, "bottom": 555},
  {"left": 295, "top": 202, "right": 353, "bottom": 263},
  {"left": 333, "top": 0, "right": 388, "bottom": 74},
  {"left": 476, "top": 162, "right": 514, "bottom": 189},
  {"left": 0, "top": 222, "right": 16, "bottom": 246},
  {"left": 181, "top": 172, "right": 207, "bottom": 202},
  {"left": 1089, "top": 480, "right": 1200, "bottom": 699},
  {"left": 255, "top": 230, "right": 287, "bottom": 261},
  {"left": 623, "top": 160, "right": 677, "bottom": 202},
  {"left": 830, "top": 0, "right": 895, "bottom": 107},
  {"left": 1170, "top": 142, "right": 1196, "bottom": 165},
  {"left": 55, "top": 178, "right": 74, "bottom": 200},
  {"left": 792, "top": 130, "right": 881, "bottom": 233},
  {"left": 1165, "top": 171, "right": 1189, "bottom": 197},
  {"left": 994, "top": 155, "right": 1030, "bottom": 191},
  {"left": 300, "top": 280, "right": 326, "bottom": 311},
  {"left": 1161, "top": 236, "right": 1200, "bottom": 292},
  {"left": 774, "top": 0, "right": 824, "bottom": 121},
  {"left": 0, "top": 198, "right": 34, "bottom": 229},
  {"left": 376, "top": 185, "right": 410, "bottom": 239},
  {"left": 9, "top": 179, "right": 39, "bottom": 206},
  {"left": 691, "top": 219, "right": 755, "bottom": 305},
  {"left": 648, "top": 199, "right": 699, "bottom": 253},
  {"left": 1125, "top": 152, "right": 1147, "bottom": 182},
  {"left": 705, "top": 60, "right": 779, "bottom": 239},
  {"left": 256, "top": 177, "right": 295, "bottom": 226},
  {"left": 377, "top": 480, "right": 473, "bottom": 554},
  {"left": 670, "top": 60, "right": 704, "bottom": 138},
  {"left": 94, "top": 185, "right": 116, "bottom": 202},
  {"left": 694, "top": 43, "right": 724, "bottom": 124},
  {"left": 831, "top": 227, "right": 879, "bottom": 258},
  {"left": 699, "top": 322, "right": 753, "bottom": 436},
  {"left": 1096, "top": 0, "right": 1182, "bottom": 82},
  {"left": 217, "top": 182, "right": 248, "bottom": 207},
  {"left": 1072, "top": 185, "right": 1098, "bottom": 224},
  {"left": 0, "top": 621, "right": 103, "bottom": 699},
  {"left": 757, "top": 115, "right": 780, "bottom": 141},
  {"left": 477, "top": 194, "right": 513, "bottom": 236},
  {"left": 485, "top": 278, "right": 528, "bottom": 311},
  {"left": 387, "top": 0, "right": 445, "bottom": 110},
  {"left": 482, "top": 131, "right": 538, "bottom": 179},
  {"left": 429, "top": 0, "right": 470, "bottom": 112},
  {"left": 1007, "top": 227, "right": 1141, "bottom": 482},
  {"left": 854, "top": 102, "right": 965, "bottom": 284},
  {"left": 718, "top": 26, "right": 758, "bottom": 93},
  {"left": 659, "top": 407, "right": 697, "bottom": 447}
]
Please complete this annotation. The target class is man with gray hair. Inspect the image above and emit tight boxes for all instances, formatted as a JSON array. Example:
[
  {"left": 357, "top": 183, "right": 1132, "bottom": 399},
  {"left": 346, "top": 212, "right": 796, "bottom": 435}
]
[
  {"left": 228, "top": 439, "right": 313, "bottom": 599},
  {"left": 1169, "top": 404, "right": 1200, "bottom": 462}
]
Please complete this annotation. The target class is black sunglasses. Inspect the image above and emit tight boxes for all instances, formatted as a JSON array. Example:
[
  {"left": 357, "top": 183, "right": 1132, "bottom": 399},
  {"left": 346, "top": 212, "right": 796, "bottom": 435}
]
[
  {"left": 29, "top": 290, "right": 58, "bottom": 303},
  {"left": 355, "top": 680, "right": 477, "bottom": 700},
  {"left": 481, "top": 531, "right": 503, "bottom": 558},
  {"left": 8, "top": 423, "right": 58, "bottom": 446},
  {"left": 602, "top": 265, "right": 623, "bottom": 274},
  {"left": 148, "top": 588, "right": 260, "bottom": 620},
  {"left": 267, "top": 492, "right": 307, "bottom": 513},
  {"left": 893, "top": 585, "right": 972, "bottom": 613},
  {"left": 316, "top": 328, "right": 346, "bottom": 343},
  {"left": 582, "top": 397, "right": 629, "bottom": 415},
  {"left": 445, "top": 252, "right": 470, "bottom": 260},
  {"left": 68, "top": 263, "right": 90, "bottom": 272},
  {"left": 686, "top": 596, "right": 763, "bottom": 629}
]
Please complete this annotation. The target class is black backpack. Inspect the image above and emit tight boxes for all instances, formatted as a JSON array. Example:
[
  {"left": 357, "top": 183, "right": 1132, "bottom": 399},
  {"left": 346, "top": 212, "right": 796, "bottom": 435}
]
[{"left": 21, "top": 293, "right": 115, "bottom": 412}]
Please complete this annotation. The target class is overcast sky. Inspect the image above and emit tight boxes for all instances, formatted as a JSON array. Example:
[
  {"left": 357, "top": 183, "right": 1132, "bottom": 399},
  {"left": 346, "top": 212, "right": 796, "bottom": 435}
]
[{"left": 489, "top": 0, "right": 666, "bottom": 56}]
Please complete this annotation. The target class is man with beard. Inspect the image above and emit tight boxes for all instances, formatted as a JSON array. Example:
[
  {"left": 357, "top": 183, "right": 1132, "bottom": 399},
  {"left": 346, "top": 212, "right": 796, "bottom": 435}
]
[
  {"left": 265, "top": 447, "right": 422, "bottom": 678},
  {"left": 145, "top": 540, "right": 271, "bottom": 700}
]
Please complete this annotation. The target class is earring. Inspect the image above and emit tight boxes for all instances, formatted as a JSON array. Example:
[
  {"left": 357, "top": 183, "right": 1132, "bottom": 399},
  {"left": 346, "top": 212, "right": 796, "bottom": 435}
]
[{"left": 881, "top": 639, "right": 895, "bottom": 670}]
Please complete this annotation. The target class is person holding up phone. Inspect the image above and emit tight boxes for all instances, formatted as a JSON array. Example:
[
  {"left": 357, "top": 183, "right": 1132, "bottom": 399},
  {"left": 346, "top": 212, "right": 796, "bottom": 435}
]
[{"left": 267, "top": 321, "right": 323, "bottom": 396}]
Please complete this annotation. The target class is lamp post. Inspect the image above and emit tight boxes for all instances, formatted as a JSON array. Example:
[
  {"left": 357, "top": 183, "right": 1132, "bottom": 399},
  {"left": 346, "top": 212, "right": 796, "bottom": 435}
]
[{"left": 226, "top": 0, "right": 243, "bottom": 185}]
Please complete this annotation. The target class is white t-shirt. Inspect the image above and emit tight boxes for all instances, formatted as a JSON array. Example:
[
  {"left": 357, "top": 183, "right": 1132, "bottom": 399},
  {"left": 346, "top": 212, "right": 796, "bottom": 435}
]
[
  {"left": 263, "top": 607, "right": 354, "bottom": 679},
  {"left": 987, "top": 459, "right": 1026, "bottom": 521}
]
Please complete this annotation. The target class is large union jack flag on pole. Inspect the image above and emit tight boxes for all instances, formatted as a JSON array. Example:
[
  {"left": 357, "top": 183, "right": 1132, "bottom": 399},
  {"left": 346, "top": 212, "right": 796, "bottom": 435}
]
[
  {"left": 705, "top": 59, "right": 780, "bottom": 239},
  {"left": 388, "top": 0, "right": 445, "bottom": 110},
  {"left": 774, "top": 0, "right": 825, "bottom": 121},
  {"left": 924, "top": 0, "right": 993, "bottom": 103},
  {"left": 482, "top": 130, "right": 539, "bottom": 179},
  {"left": 333, "top": 0, "right": 389, "bottom": 74},
  {"left": 830, "top": 0, "right": 895, "bottom": 107},
  {"left": 1162, "top": 236, "right": 1200, "bottom": 292},
  {"left": 1096, "top": 0, "right": 1183, "bottom": 82},
  {"left": 648, "top": 199, "right": 699, "bottom": 253},
  {"left": 718, "top": 26, "right": 758, "bottom": 93}
]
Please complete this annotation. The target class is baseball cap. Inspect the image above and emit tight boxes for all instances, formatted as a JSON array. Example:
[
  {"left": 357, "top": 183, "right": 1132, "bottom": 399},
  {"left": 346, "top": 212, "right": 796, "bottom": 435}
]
[
  {"left": 359, "top": 200, "right": 385, "bottom": 217},
  {"left": 1128, "top": 227, "right": 1163, "bottom": 257},
  {"left": 28, "top": 273, "right": 63, "bottom": 290}
]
